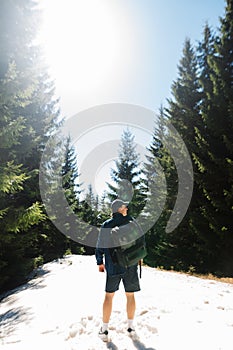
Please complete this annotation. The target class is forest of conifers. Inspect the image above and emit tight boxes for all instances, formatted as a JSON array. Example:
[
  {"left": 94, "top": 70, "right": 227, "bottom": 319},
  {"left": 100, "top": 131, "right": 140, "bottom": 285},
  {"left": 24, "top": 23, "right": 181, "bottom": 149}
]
[{"left": 0, "top": 0, "right": 233, "bottom": 294}]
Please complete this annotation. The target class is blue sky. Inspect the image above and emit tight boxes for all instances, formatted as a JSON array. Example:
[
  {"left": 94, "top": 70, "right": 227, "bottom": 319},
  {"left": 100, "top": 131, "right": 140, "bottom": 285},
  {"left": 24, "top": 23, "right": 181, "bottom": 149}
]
[
  {"left": 112, "top": 0, "right": 225, "bottom": 112},
  {"left": 40, "top": 0, "right": 225, "bottom": 117}
]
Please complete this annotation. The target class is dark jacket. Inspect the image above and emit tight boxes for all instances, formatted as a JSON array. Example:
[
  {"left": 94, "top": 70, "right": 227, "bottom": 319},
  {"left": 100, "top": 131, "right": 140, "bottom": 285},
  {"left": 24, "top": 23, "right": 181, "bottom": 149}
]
[{"left": 95, "top": 212, "right": 134, "bottom": 276}]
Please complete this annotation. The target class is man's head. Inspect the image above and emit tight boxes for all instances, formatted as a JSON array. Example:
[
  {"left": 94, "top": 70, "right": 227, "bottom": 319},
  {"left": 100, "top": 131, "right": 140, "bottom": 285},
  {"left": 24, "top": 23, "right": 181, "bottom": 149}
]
[{"left": 111, "top": 199, "right": 129, "bottom": 216}]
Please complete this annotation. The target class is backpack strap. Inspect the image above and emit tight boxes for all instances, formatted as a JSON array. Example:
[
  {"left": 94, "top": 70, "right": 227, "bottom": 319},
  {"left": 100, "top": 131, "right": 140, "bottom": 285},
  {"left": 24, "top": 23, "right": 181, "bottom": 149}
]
[{"left": 139, "top": 259, "right": 142, "bottom": 278}]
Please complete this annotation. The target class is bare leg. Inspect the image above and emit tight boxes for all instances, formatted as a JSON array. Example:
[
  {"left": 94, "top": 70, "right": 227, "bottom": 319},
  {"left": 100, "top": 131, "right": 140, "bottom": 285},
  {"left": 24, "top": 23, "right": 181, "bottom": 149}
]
[
  {"left": 103, "top": 292, "right": 115, "bottom": 323},
  {"left": 125, "top": 292, "right": 136, "bottom": 320}
]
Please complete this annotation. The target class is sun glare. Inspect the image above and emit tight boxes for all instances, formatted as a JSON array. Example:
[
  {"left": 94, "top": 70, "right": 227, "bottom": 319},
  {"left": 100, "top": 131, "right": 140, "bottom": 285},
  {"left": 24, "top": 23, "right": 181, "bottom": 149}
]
[{"left": 39, "top": 0, "right": 134, "bottom": 102}]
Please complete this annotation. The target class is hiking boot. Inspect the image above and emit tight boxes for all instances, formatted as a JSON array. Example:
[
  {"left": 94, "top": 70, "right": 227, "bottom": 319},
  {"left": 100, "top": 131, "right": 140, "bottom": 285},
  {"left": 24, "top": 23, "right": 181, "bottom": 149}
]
[{"left": 98, "top": 328, "right": 109, "bottom": 342}]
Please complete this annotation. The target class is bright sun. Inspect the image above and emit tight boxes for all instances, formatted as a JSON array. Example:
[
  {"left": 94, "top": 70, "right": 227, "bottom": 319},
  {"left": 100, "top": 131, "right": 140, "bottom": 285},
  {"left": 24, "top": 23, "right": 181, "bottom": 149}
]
[{"left": 38, "top": 0, "right": 134, "bottom": 104}]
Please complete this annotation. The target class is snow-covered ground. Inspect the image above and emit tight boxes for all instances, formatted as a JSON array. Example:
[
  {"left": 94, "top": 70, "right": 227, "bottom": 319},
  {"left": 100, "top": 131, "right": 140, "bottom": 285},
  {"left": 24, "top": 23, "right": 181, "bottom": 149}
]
[{"left": 0, "top": 255, "right": 233, "bottom": 350}]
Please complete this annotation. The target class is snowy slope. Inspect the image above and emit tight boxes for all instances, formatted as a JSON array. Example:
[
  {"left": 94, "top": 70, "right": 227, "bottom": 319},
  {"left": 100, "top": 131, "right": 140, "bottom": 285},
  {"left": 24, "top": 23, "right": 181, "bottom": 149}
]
[{"left": 0, "top": 255, "right": 233, "bottom": 350}]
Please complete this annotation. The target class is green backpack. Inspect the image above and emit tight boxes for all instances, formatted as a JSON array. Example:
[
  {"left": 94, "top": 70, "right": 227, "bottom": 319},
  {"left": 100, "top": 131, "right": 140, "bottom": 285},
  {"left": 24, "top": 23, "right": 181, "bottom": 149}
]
[{"left": 109, "top": 219, "right": 147, "bottom": 268}]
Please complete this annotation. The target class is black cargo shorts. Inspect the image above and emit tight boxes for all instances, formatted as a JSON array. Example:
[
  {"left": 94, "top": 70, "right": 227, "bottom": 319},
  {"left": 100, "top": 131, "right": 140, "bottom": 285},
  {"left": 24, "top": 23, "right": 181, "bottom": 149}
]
[{"left": 105, "top": 264, "right": 140, "bottom": 293}]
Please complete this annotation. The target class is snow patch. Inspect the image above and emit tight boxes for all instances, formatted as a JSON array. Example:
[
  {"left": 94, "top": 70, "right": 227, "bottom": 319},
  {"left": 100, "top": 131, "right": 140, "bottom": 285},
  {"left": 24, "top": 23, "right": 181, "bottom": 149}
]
[{"left": 1, "top": 255, "right": 233, "bottom": 350}]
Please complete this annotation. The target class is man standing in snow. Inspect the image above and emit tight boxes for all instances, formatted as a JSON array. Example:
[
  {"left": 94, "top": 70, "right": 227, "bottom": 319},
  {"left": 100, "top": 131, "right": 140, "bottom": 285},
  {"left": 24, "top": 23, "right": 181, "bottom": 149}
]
[{"left": 95, "top": 199, "right": 141, "bottom": 341}]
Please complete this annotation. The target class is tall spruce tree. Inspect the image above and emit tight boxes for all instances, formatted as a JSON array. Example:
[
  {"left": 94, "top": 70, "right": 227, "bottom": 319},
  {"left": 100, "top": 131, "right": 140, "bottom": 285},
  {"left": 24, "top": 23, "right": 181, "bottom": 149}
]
[
  {"left": 61, "top": 136, "right": 84, "bottom": 254},
  {"left": 189, "top": 24, "right": 222, "bottom": 272},
  {"left": 98, "top": 190, "right": 112, "bottom": 222},
  {"left": 78, "top": 184, "right": 100, "bottom": 254},
  {"left": 212, "top": 0, "right": 233, "bottom": 274},
  {"left": 62, "top": 136, "right": 81, "bottom": 212},
  {"left": 0, "top": 0, "right": 63, "bottom": 292},
  {"left": 81, "top": 184, "right": 99, "bottom": 226},
  {"left": 157, "top": 39, "right": 203, "bottom": 271},
  {"left": 107, "top": 128, "right": 146, "bottom": 217},
  {"left": 143, "top": 107, "right": 173, "bottom": 267},
  {"left": 196, "top": 0, "right": 233, "bottom": 275}
]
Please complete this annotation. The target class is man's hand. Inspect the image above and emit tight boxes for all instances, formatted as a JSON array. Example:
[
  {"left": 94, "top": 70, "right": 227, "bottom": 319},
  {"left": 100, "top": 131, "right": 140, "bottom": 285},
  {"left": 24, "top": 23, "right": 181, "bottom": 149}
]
[{"left": 98, "top": 264, "right": 105, "bottom": 272}]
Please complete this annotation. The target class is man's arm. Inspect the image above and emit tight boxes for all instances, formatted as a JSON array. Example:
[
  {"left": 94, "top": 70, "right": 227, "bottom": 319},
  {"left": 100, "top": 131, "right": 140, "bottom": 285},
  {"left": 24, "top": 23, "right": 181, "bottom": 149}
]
[
  {"left": 95, "top": 225, "right": 105, "bottom": 267},
  {"left": 95, "top": 247, "right": 104, "bottom": 265},
  {"left": 95, "top": 245, "right": 105, "bottom": 272}
]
